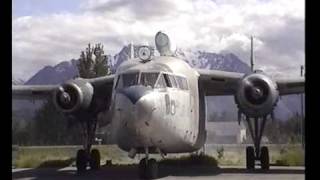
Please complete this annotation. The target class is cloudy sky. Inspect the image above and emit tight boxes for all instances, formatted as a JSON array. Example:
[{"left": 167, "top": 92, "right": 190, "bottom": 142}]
[{"left": 12, "top": 0, "right": 305, "bottom": 80}]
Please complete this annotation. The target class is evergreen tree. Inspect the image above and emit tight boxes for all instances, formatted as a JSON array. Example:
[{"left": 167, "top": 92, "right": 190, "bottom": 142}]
[
  {"left": 32, "top": 100, "right": 82, "bottom": 145},
  {"left": 78, "top": 43, "right": 111, "bottom": 78},
  {"left": 263, "top": 113, "right": 303, "bottom": 144},
  {"left": 12, "top": 111, "right": 35, "bottom": 145}
]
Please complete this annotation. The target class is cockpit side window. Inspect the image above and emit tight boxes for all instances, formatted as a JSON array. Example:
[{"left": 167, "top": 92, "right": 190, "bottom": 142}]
[
  {"left": 168, "top": 75, "right": 178, "bottom": 88},
  {"left": 175, "top": 76, "right": 183, "bottom": 89},
  {"left": 140, "top": 72, "right": 159, "bottom": 88},
  {"left": 163, "top": 74, "right": 172, "bottom": 87},
  {"left": 162, "top": 74, "right": 185, "bottom": 89},
  {"left": 181, "top": 77, "right": 189, "bottom": 90},
  {"left": 175, "top": 76, "right": 189, "bottom": 90},
  {"left": 170, "top": 75, "right": 179, "bottom": 88}
]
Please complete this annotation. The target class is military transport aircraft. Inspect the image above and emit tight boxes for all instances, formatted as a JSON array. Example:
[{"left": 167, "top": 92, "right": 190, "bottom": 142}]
[{"left": 12, "top": 32, "right": 305, "bottom": 179}]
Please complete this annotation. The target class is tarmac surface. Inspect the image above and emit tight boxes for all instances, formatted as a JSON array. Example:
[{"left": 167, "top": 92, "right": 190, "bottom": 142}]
[{"left": 12, "top": 165, "right": 305, "bottom": 180}]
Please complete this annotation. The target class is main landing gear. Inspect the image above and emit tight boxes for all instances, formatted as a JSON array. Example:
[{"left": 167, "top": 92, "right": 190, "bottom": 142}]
[
  {"left": 245, "top": 116, "right": 270, "bottom": 170},
  {"left": 138, "top": 148, "right": 159, "bottom": 179},
  {"left": 76, "top": 118, "right": 101, "bottom": 173}
]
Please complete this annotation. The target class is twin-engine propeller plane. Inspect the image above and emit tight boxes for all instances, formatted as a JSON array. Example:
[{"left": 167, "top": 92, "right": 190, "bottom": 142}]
[{"left": 12, "top": 32, "right": 304, "bottom": 179}]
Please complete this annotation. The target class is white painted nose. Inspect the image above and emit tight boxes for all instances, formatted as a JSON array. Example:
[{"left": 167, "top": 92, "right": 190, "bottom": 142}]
[
  {"left": 116, "top": 87, "right": 156, "bottom": 148},
  {"left": 117, "top": 86, "right": 156, "bottom": 129},
  {"left": 119, "top": 85, "right": 152, "bottom": 104}
]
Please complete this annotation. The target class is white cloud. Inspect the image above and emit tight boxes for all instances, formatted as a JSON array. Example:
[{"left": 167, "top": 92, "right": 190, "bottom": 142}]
[{"left": 13, "top": 0, "right": 305, "bottom": 80}]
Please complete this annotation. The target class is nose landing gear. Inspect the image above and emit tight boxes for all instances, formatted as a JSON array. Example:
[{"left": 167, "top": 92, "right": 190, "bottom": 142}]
[
  {"left": 138, "top": 147, "right": 159, "bottom": 179},
  {"left": 76, "top": 148, "right": 101, "bottom": 173},
  {"left": 245, "top": 117, "right": 270, "bottom": 170}
]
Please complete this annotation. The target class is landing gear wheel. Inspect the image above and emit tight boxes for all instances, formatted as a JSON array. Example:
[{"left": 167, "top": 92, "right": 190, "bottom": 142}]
[
  {"left": 89, "top": 149, "right": 101, "bottom": 170},
  {"left": 76, "top": 149, "right": 87, "bottom": 173},
  {"left": 260, "top": 146, "right": 269, "bottom": 170},
  {"left": 246, "top": 146, "right": 255, "bottom": 170},
  {"left": 146, "top": 159, "right": 158, "bottom": 179},
  {"left": 138, "top": 158, "right": 147, "bottom": 179}
]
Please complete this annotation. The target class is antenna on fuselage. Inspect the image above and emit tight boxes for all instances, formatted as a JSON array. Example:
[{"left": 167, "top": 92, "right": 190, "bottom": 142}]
[
  {"left": 250, "top": 36, "right": 254, "bottom": 72},
  {"left": 155, "top": 31, "right": 173, "bottom": 56},
  {"left": 130, "top": 42, "right": 134, "bottom": 59}
]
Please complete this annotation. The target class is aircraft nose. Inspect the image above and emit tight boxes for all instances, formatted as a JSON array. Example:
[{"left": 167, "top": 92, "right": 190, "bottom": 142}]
[
  {"left": 119, "top": 86, "right": 152, "bottom": 104},
  {"left": 116, "top": 86, "right": 157, "bottom": 147}
]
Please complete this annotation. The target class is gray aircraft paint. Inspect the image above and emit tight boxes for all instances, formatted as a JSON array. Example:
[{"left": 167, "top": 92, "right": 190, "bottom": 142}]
[{"left": 106, "top": 56, "right": 205, "bottom": 153}]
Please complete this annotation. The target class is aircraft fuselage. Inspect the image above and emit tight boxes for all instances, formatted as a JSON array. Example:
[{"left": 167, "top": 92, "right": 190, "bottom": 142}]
[{"left": 103, "top": 56, "right": 207, "bottom": 154}]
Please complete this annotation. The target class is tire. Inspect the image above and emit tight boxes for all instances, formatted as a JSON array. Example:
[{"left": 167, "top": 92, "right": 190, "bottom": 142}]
[
  {"left": 260, "top": 146, "right": 270, "bottom": 170},
  {"left": 146, "top": 159, "right": 158, "bottom": 179},
  {"left": 138, "top": 158, "right": 147, "bottom": 179},
  {"left": 89, "top": 149, "right": 101, "bottom": 170},
  {"left": 76, "top": 149, "right": 87, "bottom": 173},
  {"left": 246, "top": 146, "right": 255, "bottom": 170}
]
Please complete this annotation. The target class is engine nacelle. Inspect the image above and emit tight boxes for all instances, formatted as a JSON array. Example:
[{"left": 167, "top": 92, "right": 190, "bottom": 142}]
[
  {"left": 53, "top": 79, "right": 94, "bottom": 113},
  {"left": 235, "top": 72, "right": 279, "bottom": 118}
]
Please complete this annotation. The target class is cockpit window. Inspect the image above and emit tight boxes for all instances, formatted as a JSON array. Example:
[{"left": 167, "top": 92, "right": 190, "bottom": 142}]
[
  {"left": 115, "top": 72, "right": 188, "bottom": 90},
  {"left": 155, "top": 74, "right": 167, "bottom": 88},
  {"left": 175, "top": 76, "right": 189, "bottom": 90},
  {"left": 181, "top": 77, "right": 188, "bottom": 90},
  {"left": 140, "top": 72, "right": 159, "bottom": 88},
  {"left": 163, "top": 74, "right": 172, "bottom": 87},
  {"left": 116, "top": 72, "right": 139, "bottom": 89},
  {"left": 168, "top": 75, "right": 178, "bottom": 88},
  {"left": 175, "top": 76, "right": 183, "bottom": 89},
  {"left": 123, "top": 73, "right": 139, "bottom": 87}
]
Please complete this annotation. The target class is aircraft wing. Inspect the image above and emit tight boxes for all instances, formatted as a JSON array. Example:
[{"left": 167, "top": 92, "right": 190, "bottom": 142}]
[
  {"left": 12, "top": 75, "right": 115, "bottom": 99},
  {"left": 86, "top": 75, "right": 115, "bottom": 113},
  {"left": 197, "top": 69, "right": 244, "bottom": 96},
  {"left": 196, "top": 69, "right": 305, "bottom": 96},
  {"left": 274, "top": 77, "right": 305, "bottom": 95},
  {"left": 12, "top": 75, "right": 115, "bottom": 113},
  {"left": 12, "top": 85, "right": 58, "bottom": 100}
]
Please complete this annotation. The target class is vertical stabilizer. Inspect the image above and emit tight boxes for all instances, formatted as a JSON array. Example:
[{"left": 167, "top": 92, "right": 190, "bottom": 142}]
[{"left": 250, "top": 36, "right": 254, "bottom": 72}]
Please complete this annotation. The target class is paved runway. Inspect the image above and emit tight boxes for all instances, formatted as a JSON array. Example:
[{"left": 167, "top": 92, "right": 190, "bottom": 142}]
[{"left": 12, "top": 165, "right": 304, "bottom": 180}]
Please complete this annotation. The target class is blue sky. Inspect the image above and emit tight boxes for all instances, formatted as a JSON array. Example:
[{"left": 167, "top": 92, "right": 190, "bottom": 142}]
[
  {"left": 13, "top": 0, "right": 83, "bottom": 17},
  {"left": 12, "top": 0, "right": 305, "bottom": 80}
]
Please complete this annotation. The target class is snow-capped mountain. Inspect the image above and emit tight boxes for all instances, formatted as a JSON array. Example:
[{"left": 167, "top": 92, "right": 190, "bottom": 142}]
[
  {"left": 12, "top": 44, "right": 303, "bottom": 121},
  {"left": 176, "top": 49, "right": 251, "bottom": 73},
  {"left": 25, "top": 59, "right": 79, "bottom": 85}
]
